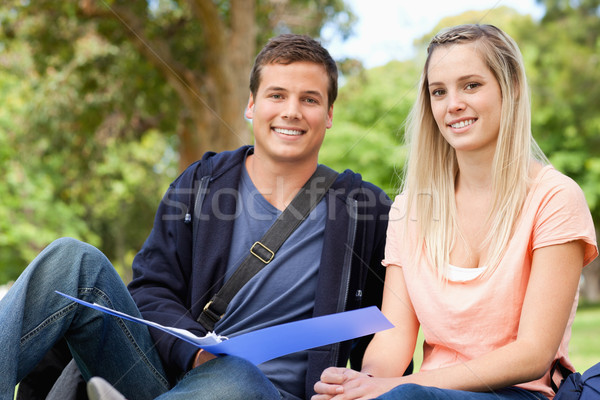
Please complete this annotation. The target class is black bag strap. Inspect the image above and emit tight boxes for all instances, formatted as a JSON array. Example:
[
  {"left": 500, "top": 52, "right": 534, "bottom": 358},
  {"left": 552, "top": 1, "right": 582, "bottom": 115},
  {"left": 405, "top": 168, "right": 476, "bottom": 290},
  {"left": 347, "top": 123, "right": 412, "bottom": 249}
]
[
  {"left": 197, "top": 165, "right": 339, "bottom": 331},
  {"left": 550, "top": 359, "right": 575, "bottom": 393}
]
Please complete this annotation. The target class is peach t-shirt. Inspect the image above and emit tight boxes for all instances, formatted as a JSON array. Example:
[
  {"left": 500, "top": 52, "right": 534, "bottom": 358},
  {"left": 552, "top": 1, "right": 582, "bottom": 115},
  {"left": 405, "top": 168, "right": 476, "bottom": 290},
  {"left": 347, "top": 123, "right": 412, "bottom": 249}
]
[{"left": 383, "top": 166, "right": 598, "bottom": 399}]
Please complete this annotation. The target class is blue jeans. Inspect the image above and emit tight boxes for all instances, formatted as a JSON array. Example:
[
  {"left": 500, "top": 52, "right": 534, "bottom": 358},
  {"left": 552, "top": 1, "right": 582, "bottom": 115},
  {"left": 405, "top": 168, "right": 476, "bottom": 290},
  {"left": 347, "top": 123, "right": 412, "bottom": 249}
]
[
  {"left": 375, "top": 384, "right": 549, "bottom": 400},
  {"left": 0, "top": 238, "right": 281, "bottom": 400},
  {"left": 159, "top": 356, "right": 281, "bottom": 400}
]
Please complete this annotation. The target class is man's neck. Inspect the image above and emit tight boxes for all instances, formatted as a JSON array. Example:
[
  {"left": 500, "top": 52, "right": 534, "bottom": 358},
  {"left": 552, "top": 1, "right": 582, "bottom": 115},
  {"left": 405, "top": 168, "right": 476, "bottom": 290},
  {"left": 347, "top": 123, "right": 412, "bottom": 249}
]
[{"left": 244, "top": 154, "right": 317, "bottom": 211}]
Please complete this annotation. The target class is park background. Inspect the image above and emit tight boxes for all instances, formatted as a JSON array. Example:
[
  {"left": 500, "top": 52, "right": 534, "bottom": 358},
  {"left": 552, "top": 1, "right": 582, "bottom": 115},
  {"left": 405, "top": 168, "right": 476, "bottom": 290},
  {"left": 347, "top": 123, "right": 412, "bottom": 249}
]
[{"left": 0, "top": 0, "right": 599, "bottom": 372}]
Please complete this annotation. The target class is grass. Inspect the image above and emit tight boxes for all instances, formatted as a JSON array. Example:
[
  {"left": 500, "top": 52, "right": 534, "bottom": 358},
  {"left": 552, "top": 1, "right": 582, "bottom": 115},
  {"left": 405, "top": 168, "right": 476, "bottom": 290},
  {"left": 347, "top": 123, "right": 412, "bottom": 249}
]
[{"left": 569, "top": 302, "right": 600, "bottom": 371}]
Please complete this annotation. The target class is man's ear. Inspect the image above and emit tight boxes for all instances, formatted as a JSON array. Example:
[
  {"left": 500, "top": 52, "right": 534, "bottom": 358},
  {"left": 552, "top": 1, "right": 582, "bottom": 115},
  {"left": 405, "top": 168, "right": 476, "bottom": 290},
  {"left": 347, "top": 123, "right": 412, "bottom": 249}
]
[
  {"left": 245, "top": 94, "right": 255, "bottom": 120},
  {"left": 326, "top": 105, "right": 333, "bottom": 129}
]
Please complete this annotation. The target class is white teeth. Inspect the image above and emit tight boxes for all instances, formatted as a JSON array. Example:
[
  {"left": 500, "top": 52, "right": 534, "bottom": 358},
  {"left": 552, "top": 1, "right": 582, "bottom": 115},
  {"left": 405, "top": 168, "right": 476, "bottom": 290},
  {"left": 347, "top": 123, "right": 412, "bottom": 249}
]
[
  {"left": 274, "top": 128, "right": 304, "bottom": 136},
  {"left": 450, "top": 119, "right": 475, "bottom": 129}
]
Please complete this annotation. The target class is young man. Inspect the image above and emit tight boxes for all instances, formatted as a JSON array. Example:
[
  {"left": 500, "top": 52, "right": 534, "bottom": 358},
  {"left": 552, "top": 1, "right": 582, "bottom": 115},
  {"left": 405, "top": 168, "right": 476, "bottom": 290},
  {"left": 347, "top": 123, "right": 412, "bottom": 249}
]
[{"left": 1, "top": 34, "right": 391, "bottom": 400}]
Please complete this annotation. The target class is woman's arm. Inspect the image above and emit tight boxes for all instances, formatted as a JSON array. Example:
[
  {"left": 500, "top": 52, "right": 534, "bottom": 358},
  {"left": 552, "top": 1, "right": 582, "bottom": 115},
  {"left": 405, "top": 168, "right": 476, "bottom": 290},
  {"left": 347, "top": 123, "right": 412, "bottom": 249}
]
[
  {"left": 312, "top": 265, "right": 419, "bottom": 399},
  {"left": 362, "top": 265, "right": 420, "bottom": 377},
  {"left": 398, "top": 240, "right": 585, "bottom": 391},
  {"left": 313, "top": 240, "right": 585, "bottom": 400}
]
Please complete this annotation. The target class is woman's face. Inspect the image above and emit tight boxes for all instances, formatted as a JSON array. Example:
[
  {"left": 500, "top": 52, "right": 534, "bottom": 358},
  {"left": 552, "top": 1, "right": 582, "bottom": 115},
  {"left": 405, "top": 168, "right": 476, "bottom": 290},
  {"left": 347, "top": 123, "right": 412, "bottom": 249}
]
[{"left": 427, "top": 42, "right": 502, "bottom": 158}]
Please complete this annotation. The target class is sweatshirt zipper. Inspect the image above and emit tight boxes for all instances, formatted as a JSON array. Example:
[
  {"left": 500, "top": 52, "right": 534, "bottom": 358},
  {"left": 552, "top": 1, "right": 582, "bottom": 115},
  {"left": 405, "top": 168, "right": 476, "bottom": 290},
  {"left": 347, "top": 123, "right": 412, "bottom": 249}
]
[
  {"left": 331, "top": 198, "right": 358, "bottom": 366},
  {"left": 191, "top": 175, "right": 211, "bottom": 258}
]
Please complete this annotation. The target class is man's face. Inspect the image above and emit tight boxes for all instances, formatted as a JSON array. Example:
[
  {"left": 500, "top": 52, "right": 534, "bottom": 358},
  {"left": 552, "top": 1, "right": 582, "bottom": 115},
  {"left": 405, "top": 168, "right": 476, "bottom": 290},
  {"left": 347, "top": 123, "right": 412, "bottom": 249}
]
[{"left": 245, "top": 61, "right": 333, "bottom": 166}]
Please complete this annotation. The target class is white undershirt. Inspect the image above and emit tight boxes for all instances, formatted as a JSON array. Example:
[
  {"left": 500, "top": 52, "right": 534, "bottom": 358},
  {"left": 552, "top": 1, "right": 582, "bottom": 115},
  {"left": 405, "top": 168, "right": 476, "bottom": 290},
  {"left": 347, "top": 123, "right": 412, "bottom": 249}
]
[{"left": 447, "top": 264, "right": 487, "bottom": 282}]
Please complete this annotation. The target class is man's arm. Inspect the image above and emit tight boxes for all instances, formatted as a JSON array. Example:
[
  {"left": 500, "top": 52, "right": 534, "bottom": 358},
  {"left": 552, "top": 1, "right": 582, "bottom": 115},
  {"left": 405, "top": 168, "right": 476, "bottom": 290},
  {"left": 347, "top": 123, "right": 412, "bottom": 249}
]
[{"left": 128, "top": 163, "right": 208, "bottom": 375}]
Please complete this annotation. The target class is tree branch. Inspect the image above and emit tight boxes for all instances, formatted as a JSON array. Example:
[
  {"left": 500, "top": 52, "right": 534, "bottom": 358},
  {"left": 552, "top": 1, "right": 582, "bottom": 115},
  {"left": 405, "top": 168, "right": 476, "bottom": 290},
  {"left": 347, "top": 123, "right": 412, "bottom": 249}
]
[
  {"left": 230, "top": 0, "right": 256, "bottom": 66},
  {"left": 80, "top": 1, "right": 199, "bottom": 105},
  {"left": 187, "top": 0, "right": 226, "bottom": 58}
]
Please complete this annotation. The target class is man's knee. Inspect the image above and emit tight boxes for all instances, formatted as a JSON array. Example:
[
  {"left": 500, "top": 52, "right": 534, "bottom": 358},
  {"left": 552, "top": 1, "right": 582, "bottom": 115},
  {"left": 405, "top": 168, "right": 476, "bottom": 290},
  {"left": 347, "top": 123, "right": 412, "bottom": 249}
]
[
  {"left": 44, "top": 238, "right": 111, "bottom": 274},
  {"left": 47, "top": 237, "right": 101, "bottom": 260},
  {"left": 210, "top": 356, "right": 279, "bottom": 399},
  {"left": 171, "top": 356, "right": 280, "bottom": 400},
  {"left": 27, "top": 237, "right": 115, "bottom": 293}
]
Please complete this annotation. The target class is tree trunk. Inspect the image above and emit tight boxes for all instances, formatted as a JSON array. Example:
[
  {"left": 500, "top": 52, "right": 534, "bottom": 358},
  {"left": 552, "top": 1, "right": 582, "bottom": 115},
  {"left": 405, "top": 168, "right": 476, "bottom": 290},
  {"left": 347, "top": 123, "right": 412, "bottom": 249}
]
[
  {"left": 175, "top": 0, "right": 255, "bottom": 170},
  {"left": 85, "top": 1, "right": 256, "bottom": 171},
  {"left": 177, "top": 89, "right": 251, "bottom": 171}
]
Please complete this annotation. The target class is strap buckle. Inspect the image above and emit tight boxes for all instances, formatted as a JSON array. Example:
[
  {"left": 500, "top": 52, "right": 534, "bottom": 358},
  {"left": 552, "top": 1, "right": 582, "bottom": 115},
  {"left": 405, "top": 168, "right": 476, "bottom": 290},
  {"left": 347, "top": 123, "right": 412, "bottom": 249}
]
[
  {"left": 250, "top": 241, "right": 274, "bottom": 264},
  {"left": 202, "top": 300, "right": 224, "bottom": 324}
]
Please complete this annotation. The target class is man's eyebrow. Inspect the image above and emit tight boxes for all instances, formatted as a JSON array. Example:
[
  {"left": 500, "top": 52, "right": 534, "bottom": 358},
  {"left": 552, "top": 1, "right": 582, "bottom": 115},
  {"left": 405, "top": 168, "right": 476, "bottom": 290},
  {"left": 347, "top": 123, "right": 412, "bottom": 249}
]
[
  {"left": 264, "top": 86, "right": 287, "bottom": 92},
  {"left": 303, "top": 90, "right": 324, "bottom": 98}
]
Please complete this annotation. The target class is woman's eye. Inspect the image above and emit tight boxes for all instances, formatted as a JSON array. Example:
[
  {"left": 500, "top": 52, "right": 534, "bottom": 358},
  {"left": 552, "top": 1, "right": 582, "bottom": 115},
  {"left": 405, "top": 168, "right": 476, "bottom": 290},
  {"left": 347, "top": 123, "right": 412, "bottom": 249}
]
[
  {"left": 431, "top": 89, "right": 445, "bottom": 96},
  {"left": 465, "top": 83, "right": 481, "bottom": 90}
]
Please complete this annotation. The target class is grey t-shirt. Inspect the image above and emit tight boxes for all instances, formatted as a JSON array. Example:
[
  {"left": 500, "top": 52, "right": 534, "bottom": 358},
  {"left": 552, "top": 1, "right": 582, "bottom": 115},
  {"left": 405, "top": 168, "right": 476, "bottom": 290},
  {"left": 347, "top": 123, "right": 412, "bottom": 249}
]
[{"left": 214, "top": 165, "right": 325, "bottom": 399}]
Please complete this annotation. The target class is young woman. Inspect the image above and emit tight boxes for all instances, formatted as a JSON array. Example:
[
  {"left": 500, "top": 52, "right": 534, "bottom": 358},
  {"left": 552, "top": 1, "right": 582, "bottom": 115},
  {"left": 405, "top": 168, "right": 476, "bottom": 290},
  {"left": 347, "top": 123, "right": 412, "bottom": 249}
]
[{"left": 313, "top": 24, "right": 597, "bottom": 400}]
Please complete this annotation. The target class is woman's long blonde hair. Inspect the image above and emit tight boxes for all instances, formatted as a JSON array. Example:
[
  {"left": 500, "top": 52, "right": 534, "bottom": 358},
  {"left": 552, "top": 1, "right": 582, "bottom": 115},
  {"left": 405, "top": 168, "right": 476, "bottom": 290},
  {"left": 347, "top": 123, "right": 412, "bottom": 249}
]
[{"left": 401, "top": 24, "right": 547, "bottom": 279}]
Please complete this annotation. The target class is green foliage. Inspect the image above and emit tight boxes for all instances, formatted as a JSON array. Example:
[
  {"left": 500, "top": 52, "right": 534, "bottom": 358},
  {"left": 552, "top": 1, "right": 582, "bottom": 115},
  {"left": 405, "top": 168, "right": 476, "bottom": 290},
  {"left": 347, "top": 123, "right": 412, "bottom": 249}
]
[
  {"left": 527, "top": 0, "right": 600, "bottom": 220},
  {"left": 320, "top": 61, "right": 418, "bottom": 196},
  {"left": 256, "top": 0, "right": 356, "bottom": 44},
  {"left": 413, "top": 7, "right": 538, "bottom": 51},
  {"left": 0, "top": 7, "right": 176, "bottom": 281},
  {"left": 1, "top": 1, "right": 599, "bottom": 287},
  {"left": 0, "top": 0, "right": 356, "bottom": 283},
  {"left": 0, "top": 55, "right": 100, "bottom": 281}
]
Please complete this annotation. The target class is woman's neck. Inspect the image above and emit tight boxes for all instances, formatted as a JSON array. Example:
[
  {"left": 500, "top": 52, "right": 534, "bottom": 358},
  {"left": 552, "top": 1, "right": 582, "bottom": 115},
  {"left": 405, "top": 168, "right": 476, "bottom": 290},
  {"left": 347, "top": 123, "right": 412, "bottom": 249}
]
[{"left": 454, "top": 152, "right": 494, "bottom": 194}]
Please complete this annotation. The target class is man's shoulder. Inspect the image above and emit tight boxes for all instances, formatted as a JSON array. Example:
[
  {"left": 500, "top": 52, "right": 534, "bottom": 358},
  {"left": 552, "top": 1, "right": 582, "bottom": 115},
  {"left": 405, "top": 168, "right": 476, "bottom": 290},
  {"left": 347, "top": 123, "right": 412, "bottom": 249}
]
[
  {"left": 173, "top": 146, "right": 252, "bottom": 187},
  {"left": 331, "top": 168, "right": 386, "bottom": 194},
  {"left": 201, "top": 145, "right": 252, "bottom": 171},
  {"left": 327, "top": 167, "right": 391, "bottom": 211}
]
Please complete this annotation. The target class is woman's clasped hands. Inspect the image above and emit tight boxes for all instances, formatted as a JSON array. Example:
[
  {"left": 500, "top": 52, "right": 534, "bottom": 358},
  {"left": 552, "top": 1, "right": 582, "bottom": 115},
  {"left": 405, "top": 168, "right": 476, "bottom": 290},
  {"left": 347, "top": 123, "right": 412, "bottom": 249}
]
[{"left": 312, "top": 367, "right": 397, "bottom": 400}]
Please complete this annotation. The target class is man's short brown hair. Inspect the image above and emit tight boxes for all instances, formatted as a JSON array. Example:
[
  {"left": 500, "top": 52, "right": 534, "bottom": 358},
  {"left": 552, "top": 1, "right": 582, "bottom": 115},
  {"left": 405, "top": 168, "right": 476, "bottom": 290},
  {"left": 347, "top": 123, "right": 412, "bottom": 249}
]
[{"left": 249, "top": 34, "right": 338, "bottom": 108}]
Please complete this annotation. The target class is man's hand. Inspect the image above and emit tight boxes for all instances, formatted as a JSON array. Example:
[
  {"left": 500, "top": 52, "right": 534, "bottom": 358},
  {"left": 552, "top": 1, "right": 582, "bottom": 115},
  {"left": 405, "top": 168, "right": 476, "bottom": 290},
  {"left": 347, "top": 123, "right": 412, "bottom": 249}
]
[{"left": 192, "top": 349, "right": 216, "bottom": 369}]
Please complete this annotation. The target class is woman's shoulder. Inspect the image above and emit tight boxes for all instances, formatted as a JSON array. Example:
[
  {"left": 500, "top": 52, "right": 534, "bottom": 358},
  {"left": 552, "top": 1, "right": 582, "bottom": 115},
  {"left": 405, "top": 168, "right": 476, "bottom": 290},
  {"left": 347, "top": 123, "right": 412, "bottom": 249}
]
[
  {"left": 524, "top": 163, "right": 590, "bottom": 229},
  {"left": 389, "top": 192, "right": 409, "bottom": 221},
  {"left": 528, "top": 163, "right": 591, "bottom": 228},
  {"left": 531, "top": 164, "right": 584, "bottom": 199},
  {"left": 528, "top": 164, "right": 598, "bottom": 266}
]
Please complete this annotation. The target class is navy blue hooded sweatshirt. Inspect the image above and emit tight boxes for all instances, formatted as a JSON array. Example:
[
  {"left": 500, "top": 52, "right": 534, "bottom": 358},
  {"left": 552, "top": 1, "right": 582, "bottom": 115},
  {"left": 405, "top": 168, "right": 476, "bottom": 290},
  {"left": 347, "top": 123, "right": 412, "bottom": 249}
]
[{"left": 128, "top": 146, "right": 391, "bottom": 397}]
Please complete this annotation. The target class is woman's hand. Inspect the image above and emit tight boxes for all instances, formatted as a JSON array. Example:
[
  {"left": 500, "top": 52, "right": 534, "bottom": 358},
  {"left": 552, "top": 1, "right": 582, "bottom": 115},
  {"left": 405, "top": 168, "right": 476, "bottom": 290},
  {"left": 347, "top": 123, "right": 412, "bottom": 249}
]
[{"left": 312, "top": 367, "right": 396, "bottom": 400}]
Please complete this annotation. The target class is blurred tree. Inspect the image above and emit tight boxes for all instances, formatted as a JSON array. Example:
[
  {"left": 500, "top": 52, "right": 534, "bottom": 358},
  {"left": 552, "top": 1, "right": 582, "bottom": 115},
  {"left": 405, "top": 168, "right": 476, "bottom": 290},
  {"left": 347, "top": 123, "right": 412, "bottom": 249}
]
[
  {"left": 0, "top": 41, "right": 101, "bottom": 282},
  {"left": 0, "top": 0, "right": 356, "bottom": 283},
  {"left": 319, "top": 60, "right": 418, "bottom": 196},
  {"left": 2, "top": 0, "right": 355, "bottom": 170},
  {"left": 413, "top": 6, "right": 538, "bottom": 50},
  {"left": 531, "top": 0, "right": 600, "bottom": 301}
]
